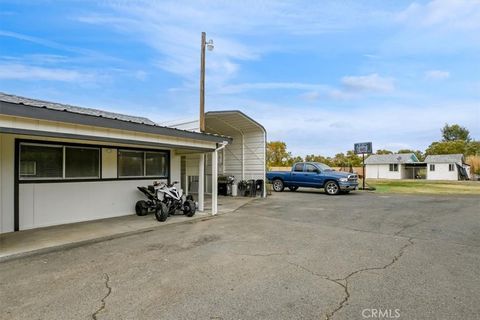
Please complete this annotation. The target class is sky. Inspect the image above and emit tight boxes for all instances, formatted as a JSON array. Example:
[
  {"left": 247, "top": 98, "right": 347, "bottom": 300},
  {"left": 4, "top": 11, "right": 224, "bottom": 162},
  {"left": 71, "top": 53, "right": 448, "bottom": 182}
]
[{"left": 0, "top": 0, "right": 479, "bottom": 157}]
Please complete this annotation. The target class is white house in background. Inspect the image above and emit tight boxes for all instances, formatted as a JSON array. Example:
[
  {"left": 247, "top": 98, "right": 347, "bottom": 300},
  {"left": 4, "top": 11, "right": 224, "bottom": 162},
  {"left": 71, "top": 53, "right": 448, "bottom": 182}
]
[
  {"left": 0, "top": 93, "right": 266, "bottom": 234},
  {"left": 365, "top": 153, "right": 420, "bottom": 179},
  {"left": 425, "top": 154, "right": 470, "bottom": 180}
]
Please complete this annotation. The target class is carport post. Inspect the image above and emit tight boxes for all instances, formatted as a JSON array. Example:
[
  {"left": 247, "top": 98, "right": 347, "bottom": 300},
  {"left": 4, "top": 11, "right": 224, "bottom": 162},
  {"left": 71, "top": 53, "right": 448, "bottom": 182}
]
[
  {"left": 212, "top": 149, "right": 218, "bottom": 215},
  {"left": 198, "top": 153, "right": 205, "bottom": 211}
]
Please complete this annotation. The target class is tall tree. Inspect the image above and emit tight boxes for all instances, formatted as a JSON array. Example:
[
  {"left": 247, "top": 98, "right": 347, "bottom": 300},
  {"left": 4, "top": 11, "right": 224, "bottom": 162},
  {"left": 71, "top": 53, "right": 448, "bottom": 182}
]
[
  {"left": 441, "top": 123, "right": 471, "bottom": 142},
  {"left": 425, "top": 141, "right": 467, "bottom": 155},
  {"left": 266, "top": 141, "right": 292, "bottom": 167},
  {"left": 376, "top": 149, "right": 393, "bottom": 155},
  {"left": 397, "top": 149, "right": 424, "bottom": 161}
]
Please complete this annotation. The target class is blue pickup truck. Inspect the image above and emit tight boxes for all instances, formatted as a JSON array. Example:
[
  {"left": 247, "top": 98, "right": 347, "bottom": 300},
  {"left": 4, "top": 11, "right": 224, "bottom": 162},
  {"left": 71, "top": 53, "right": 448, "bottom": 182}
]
[{"left": 266, "top": 162, "right": 358, "bottom": 195}]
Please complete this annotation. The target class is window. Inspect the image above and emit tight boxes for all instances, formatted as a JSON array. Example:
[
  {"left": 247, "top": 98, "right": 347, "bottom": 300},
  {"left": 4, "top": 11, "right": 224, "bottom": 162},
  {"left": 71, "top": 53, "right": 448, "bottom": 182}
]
[
  {"left": 305, "top": 164, "right": 318, "bottom": 173},
  {"left": 20, "top": 144, "right": 63, "bottom": 179},
  {"left": 65, "top": 147, "right": 100, "bottom": 178},
  {"left": 118, "top": 150, "right": 169, "bottom": 178},
  {"left": 19, "top": 143, "right": 100, "bottom": 180},
  {"left": 389, "top": 164, "right": 399, "bottom": 172},
  {"left": 118, "top": 150, "right": 144, "bottom": 177},
  {"left": 293, "top": 163, "right": 304, "bottom": 172},
  {"left": 449, "top": 164, "right": 455, "bottom": 171},
  {"left": 430, "top": 164, "right": 435, "bottom": 171},
  {"left": 146, "top": 152, "right": 168, "bottom": 176}
]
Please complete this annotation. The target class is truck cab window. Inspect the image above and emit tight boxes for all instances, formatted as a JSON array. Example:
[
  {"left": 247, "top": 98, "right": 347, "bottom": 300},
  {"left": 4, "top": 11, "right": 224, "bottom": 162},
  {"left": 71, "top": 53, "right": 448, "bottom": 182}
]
[{"left": 293, "top": 163, "right": 304, "bottom": 172}]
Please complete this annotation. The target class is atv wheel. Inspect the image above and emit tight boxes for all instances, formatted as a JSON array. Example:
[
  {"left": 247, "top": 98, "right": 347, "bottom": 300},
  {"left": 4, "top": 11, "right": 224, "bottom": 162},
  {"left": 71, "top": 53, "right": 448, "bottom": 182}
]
[
  {"left": 324, "top": 181, "right": 340, "bottom": 195},
  {"left": 183, "top": 200, "right": 196, "bottom": 217},
  {"left": 288, "top": 186, "right": 299, "bottom": 192},
  {"left": 272, "top": 179, "right": 284, "bottom": 192},
  {"left": 135, "top": 200, "right": 149, "bottom": 216},
  {"left": 154, "top": 203, "right": 168, "bottom": 222}
]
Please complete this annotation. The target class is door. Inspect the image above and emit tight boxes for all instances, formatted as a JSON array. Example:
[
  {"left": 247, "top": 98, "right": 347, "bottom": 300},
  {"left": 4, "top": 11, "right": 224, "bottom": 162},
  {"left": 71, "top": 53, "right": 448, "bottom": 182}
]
[
  {"left": 303, "top": 163, "right": 322, "bottom": 187},
  {"left": 290, "top": 163, "right": 306, "bottom": 186}
]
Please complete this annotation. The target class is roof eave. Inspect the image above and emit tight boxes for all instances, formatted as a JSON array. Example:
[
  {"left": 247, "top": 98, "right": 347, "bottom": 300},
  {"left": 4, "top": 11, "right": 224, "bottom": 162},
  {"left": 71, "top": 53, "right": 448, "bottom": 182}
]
[{"left": 0, "top": 101, "right": 231, "bottom": 144}]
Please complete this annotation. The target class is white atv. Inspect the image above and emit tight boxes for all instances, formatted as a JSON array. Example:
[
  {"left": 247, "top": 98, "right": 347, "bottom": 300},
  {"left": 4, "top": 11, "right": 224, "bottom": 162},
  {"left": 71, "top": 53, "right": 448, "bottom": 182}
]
[{"left": 136, "top": 181, "right": 196, "bottom": 222}]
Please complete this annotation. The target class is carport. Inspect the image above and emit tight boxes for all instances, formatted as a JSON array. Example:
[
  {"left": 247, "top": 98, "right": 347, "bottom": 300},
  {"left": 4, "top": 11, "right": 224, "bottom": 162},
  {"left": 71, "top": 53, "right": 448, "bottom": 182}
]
[
  {"left": 165, "top": 110, "right": 267, "bottom": 202},
  {"left": 205, "top": 111, "right": 267, "bottom": 197}
]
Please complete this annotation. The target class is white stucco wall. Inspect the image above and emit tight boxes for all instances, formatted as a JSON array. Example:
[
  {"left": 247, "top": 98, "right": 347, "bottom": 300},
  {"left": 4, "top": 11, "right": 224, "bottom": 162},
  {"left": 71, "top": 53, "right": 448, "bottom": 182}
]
[
  {"left": 0, "top": 134, "right": 15, "bottom": 233},
  {"left": 365, "top": 164, "right": 403, "bottom": 179},
  {"left": 18, "top": 179, "right": 169, "bottom": 230},
  {"left": 426, "top": 163, "right": 459, "bottom": 180}
]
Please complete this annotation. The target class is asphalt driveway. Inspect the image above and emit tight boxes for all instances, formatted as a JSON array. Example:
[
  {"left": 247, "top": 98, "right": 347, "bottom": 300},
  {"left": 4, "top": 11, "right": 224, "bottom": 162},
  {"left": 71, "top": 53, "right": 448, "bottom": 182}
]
[{"left": 1, "top": 191, "right": 479, "bottom": 319}]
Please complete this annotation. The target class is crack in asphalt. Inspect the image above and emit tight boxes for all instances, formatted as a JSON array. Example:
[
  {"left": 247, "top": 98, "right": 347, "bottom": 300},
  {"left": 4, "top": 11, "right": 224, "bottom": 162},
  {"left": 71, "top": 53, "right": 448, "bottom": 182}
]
[
  {"left": 92, "top": 273, "right": 112, "bottom": 320},
  {"left": 289, "top": 238, "right": 414, "bottom": 320}
]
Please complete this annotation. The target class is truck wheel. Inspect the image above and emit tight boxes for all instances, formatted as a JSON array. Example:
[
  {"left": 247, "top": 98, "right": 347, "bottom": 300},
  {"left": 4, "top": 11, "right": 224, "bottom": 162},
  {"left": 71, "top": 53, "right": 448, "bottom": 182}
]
[
  {"left": 324, "top": 181, "right": 340, "bottom": 195},
  {"left": 288, "top": 186, "right": 299, "bottom": 192},
  {"left": 272, "top": 179, "right": 284, "bottom": 192},
  {"left": 155, "top": 203, "right": 168, "bottom": 222},
  {"left": 135, "top": 200, "right": 149, "bottom": 216}
]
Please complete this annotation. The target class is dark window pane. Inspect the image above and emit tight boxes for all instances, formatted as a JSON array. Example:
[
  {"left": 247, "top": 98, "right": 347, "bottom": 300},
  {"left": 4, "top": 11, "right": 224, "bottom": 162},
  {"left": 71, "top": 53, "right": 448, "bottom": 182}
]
[
  {"left": 118, "top": 150, "right": 144, "bottom": 177},
  {"left": 146, "top": 152, "right": 168, "bottom": 176},
  {"left": 294, "top": 163, "right": 303, "bottom": 172},
  {"left": 20, "top": 144, "right": 63, "bottom": 178},
  {"left": 65, "top": 147, "right": 99, "bottom": 178},
  {"left": 305, "top": 164, "right": 317, "bottom": 172}
]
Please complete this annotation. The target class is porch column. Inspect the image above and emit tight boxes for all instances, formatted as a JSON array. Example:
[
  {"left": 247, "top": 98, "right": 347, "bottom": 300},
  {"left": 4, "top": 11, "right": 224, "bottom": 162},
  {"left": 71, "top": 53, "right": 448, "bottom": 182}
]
[
  {"left": 198, "top": 153, "right": 205, "bottom": 212},
  {"left": 212, "top": 149, "right": 218, "bottom": 215}
]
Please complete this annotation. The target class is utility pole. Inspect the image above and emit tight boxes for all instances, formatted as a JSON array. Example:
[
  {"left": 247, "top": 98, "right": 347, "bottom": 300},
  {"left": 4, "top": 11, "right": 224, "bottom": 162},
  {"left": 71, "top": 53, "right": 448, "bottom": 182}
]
[
  {"left": 199, "top": 32, "right": 206, "bottom": 132},
  {"left": 199, "top": 32, "right": 214, "bottom": 133}
]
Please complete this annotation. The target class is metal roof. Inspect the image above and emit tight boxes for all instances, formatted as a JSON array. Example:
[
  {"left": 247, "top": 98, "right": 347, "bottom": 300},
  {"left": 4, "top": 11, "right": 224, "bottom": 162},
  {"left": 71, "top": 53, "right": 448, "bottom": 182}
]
[
  {"left": 0, "top": 92, "right": 156, "bottom": 125},
  {"left": 0, "top": 92, "right": 230, "bottom": 143},
  {"left": 205, "top": 110, "right": 266, "bottom": 136},
  {"left": 365, "top": 153, "right": 419, "bottom": 164},
  {"left": 424, "top": 154, "right": 464, "bottom": 164}
]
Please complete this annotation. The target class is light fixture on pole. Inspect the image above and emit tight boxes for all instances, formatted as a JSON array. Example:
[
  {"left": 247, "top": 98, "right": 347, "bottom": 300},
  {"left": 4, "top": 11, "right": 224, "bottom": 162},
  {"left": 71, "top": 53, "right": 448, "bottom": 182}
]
[{"left": 199, "top": 32, "right": 214, "bottom": 132}]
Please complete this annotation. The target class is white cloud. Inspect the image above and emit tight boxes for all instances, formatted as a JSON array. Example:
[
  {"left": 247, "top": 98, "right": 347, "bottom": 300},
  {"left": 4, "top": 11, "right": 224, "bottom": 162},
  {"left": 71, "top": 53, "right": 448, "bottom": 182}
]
[
  {"left": 397, "top": 0, "right": 480, "bottom": 30},
  {"left": 341, "top": 73, "right": 395, "bottom": 93},
  {"left": 424, "top": 70, "right": 450, "bottom": 80},
  {"left": 0, "top": 63, "right": 98, "bottom": 82}
]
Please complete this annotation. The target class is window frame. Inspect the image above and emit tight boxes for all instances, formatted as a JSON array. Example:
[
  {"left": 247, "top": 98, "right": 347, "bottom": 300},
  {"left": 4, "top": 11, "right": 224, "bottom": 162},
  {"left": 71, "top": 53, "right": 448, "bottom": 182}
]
[
  {"left": 448, "top": 163, "right": 455, "bottom": 171},
  {"left": 19, "top": 142, "right": 65, "bottom": 180},
  {"left": 117, "top": 148, "right": 170, "bottom": 179},
  {"left": 430, "top": 164, "right": 435, "bottom": 171},
  {"left": 17, "top": 139, "right": 170, "bottom": 184},
  {"left": 64, "top": 145, "right": 101, "bottom": 179},
  {"left": 389, "top": 163, "right": 399, "bottom": 172}
]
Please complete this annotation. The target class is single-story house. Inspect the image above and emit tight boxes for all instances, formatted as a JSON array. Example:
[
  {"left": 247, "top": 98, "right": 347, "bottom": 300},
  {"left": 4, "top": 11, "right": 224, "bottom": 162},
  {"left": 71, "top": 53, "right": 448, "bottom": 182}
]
[
  {"left": 0, "top": 93, "right": 266, "bottom": 234},
  {"left": 425, "top": 154, "right": 470, "bottom": 180},
  {"left": 365, "top": 153, "right": 421, "bottom": 179}
]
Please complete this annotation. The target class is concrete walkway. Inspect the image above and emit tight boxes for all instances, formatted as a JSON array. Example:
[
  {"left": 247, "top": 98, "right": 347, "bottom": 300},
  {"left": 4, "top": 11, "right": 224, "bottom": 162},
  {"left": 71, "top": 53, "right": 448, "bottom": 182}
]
[{"left": 0, "top": 196, "right": 254, "bottom": 261}]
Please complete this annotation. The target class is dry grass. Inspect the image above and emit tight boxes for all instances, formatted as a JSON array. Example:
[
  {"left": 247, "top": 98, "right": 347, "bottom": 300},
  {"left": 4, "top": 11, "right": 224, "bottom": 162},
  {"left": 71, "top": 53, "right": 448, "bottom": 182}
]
[
  {"left": 466, "top": 156, "right": 480, "bottom": 175},
  {"left": 366, "top": 179, "right": 480, "bottom": 195}
]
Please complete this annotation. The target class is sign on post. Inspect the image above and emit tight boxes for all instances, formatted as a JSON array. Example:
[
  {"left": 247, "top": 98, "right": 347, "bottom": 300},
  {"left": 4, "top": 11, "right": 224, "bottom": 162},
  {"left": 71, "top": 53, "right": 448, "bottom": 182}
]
[
  {"left": 354, "top": 142, "right": 373, "bottom": 155},
  {"left": 354, "top": 142, "right": 372, "bottom": 190}
]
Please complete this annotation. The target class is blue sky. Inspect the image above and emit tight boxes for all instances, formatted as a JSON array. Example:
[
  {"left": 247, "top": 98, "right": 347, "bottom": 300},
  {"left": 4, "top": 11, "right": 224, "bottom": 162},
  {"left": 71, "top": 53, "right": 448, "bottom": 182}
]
[{"left": 1, "top": 0, "right": 479, "bottom": 156}]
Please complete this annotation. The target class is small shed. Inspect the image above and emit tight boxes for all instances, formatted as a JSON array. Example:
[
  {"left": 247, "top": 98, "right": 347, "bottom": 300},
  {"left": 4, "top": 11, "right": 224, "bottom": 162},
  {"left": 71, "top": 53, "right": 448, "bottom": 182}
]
[
  {"left": 425, "top": 154, "right": 470, "bottom": 180},
  {"left": 365, "top": 153, "right": 420, "bottom": 179}
]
